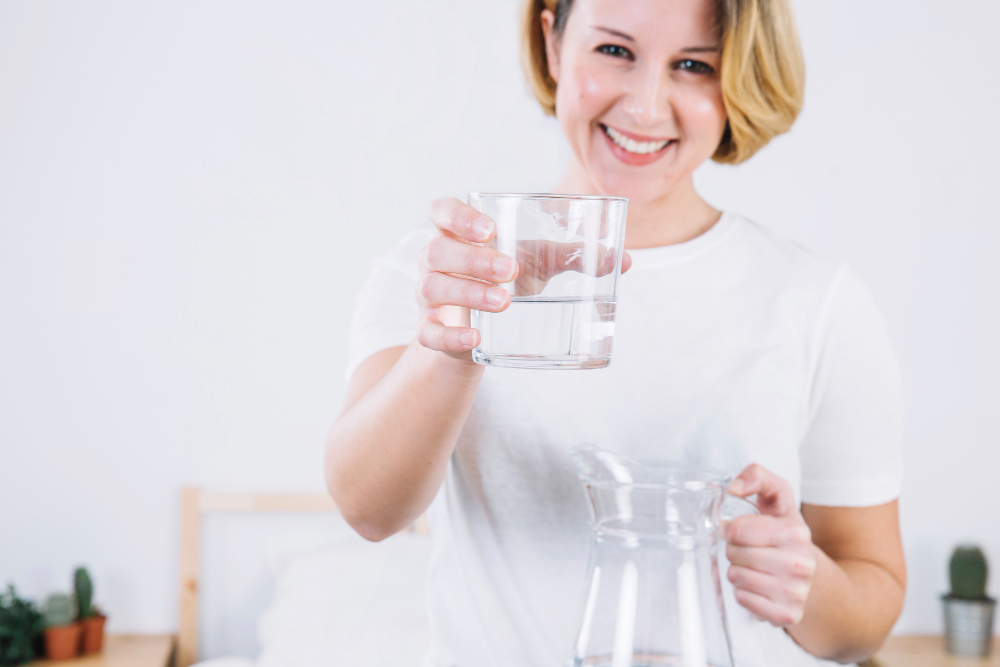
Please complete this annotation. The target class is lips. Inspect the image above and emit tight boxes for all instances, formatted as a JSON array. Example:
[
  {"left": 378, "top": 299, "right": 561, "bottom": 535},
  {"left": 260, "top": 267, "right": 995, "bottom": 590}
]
[{"left": 600, "top": 124, "right": 675, "bottom": 166}]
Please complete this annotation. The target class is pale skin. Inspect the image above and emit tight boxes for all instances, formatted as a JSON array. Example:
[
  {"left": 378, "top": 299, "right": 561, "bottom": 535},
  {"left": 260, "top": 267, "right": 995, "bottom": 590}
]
[{"left": 325, "top": 0, "right": 905, "bottom": 661}]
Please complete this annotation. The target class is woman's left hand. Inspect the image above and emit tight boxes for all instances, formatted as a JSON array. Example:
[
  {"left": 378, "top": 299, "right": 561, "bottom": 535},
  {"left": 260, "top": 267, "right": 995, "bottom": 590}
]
[{"left": 724, "top": 464, "right": 818, "bottom": 627}]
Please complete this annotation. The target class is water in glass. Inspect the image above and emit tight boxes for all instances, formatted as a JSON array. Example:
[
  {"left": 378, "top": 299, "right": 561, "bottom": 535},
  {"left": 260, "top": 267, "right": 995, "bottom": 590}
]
[{"left": 471, "top": 296, "right": 616, "bottom": 370}]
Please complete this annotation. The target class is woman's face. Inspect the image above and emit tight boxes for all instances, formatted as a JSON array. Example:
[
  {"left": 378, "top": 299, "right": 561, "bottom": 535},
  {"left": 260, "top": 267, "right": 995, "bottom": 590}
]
[{"left": 544, "top": 0, "right": 727, "bottom": 204}]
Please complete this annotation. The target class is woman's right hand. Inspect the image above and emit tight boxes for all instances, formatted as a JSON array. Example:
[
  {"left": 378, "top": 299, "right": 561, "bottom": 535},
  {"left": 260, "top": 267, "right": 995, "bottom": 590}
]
[{"left": 416, "top": 197, "right": 519, "bottom": 359}]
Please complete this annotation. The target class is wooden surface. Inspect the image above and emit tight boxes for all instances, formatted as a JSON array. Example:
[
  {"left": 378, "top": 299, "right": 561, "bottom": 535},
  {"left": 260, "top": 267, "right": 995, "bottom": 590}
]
[
  {"left": 198, "top": 491, "right": 337, "bottom": 512},
  {"left": 870, "top": 635, "right": 999, "bottom": 667},
  {"left": 30, "top": 634, "right": 174, "bottom": 667}
]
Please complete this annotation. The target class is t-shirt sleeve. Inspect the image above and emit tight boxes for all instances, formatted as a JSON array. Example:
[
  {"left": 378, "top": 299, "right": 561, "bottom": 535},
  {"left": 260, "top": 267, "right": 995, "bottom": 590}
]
[
  {"left": 343, "top": 226, "right": 433, "bottom": 382},
  {"left": 798, "top": 265, "right": 904, "bottom": 507}
]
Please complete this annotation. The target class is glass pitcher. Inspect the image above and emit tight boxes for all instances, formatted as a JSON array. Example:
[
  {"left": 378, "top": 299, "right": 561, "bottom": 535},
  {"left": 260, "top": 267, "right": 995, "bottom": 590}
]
[{"left": 569, "top": 445, "right": 758, "bottom": 667}]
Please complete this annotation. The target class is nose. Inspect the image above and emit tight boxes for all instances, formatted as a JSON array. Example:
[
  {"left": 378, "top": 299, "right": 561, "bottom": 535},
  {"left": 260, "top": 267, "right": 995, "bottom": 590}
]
[{"left": 621, "top": 61, "right": 671, "bottom": 128}]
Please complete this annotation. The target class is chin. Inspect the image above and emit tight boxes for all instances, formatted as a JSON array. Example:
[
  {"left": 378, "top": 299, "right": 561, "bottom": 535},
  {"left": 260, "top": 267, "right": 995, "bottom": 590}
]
[
  {"left": 582, "top": 138, "right": 690, "bottom": 205},
  {"left": 592, "top": 166, "right": 679, "bottom": 206}
]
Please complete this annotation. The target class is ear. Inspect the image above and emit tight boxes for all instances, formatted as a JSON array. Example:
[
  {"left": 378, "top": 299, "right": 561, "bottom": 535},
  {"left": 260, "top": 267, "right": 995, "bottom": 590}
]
[{"left": 540, "top": 9, "right": 560, "bottom": 84}]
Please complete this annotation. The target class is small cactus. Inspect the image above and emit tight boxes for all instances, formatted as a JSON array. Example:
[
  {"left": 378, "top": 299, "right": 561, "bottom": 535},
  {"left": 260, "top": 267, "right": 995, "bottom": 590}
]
[
  {"left": 949, "top": 545, "right": 989, "bottom": 600},
  {"left": 74, "top": 567, "right": 93, "bottom": 619},
  {"left": 44, "top": 593, "right": 74, "bottom": 628}
]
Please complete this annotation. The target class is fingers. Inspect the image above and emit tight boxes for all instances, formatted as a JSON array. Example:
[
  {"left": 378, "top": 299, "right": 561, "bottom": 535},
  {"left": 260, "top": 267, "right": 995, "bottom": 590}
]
[
  {"left": 429, "top": 197, "right": 495, "bottom": 242},
  {"left": 727, "top": 544, "right": 817, "bottom": 579},
  {"left": 732, "top": 587, "right": 804, "bottom": 627},
  {"left": 593, "top": 247, "right": 631, "bottom": 276},
  {"left": 729, "top": 463, "right": 797, "bottom": 517},
  {"left": 417, "top": 272, "right": 510, "bottom": 312},
  {"left": 723, "top": 466, "right": 816, "bottom": 629},
  {"left": 419, "top": 235, "right": 518, "bottom": 284},
  {"left": 728, "top": 565, "right": 810, "bottom": 614},
  {"left": 594, "top": 245, "right": 614, "bottom": 277},
  {"left": 417, "top": 318, "right": 479, "bottom": 354},
  {"left": 418, "top": 199, "right": 509, "bottom": 357},
  {"left": 723, "top": 514, "right": 812, "bottom": 548},
  {"left": 727, "top": 544, "right": 816, "bottom": 628}
]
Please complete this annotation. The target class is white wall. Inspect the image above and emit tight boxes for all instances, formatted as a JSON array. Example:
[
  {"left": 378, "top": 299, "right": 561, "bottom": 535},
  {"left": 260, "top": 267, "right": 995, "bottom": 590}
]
[{"left": 1, "top": 0, "right": 997, "bottom": 658}]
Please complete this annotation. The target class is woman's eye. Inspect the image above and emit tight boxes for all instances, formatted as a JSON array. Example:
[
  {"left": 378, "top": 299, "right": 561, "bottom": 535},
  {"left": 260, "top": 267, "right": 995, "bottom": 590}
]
[
  {"left": 676, "top": 59, "right": 715, "bottom": 75},
  {"left": 596, "top": 44, "right": 634, "bottom": 60}
]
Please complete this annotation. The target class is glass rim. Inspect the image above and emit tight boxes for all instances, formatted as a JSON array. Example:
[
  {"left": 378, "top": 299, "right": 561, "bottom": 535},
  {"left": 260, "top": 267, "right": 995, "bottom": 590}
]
[
  {"left": 579, "top": 476, "right": 731, "bottom": 493},
  {"left": 469, "top": 192, "right": 628, "bottom": 203},
  {"left": 577, "top": 461, "right": 736, "bottom": 492}
]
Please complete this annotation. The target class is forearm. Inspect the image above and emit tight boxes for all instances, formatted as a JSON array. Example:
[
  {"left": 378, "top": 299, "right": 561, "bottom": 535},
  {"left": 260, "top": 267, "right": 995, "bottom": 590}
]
[
  {"left": 788, "top": 545, "right": 905, "bottom": 662},
  {"left": 325, "top": 340, "right": 484, "bottom": 541}
]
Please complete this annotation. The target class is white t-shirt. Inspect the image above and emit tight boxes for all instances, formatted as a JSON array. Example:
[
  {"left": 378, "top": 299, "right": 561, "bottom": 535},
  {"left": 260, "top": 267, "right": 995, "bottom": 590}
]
[{"left": 346, "top": 211, "right": 904, "bottom": 667}]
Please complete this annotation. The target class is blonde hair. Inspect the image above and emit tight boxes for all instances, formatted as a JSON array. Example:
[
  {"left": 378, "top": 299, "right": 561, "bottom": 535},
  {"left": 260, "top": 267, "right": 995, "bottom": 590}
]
[{"left": 520, "top": 0, "right": 805, "bottom": 164}]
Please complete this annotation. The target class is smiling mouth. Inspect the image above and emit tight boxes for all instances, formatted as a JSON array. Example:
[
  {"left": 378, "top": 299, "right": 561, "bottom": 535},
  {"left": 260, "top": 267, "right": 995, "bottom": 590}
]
[{"left": 600, "top": 124, "right": 675, "bottom": 155}]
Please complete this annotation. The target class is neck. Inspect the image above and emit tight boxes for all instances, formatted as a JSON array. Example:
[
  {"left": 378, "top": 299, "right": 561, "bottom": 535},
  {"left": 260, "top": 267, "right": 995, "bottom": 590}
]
[{"left": 551, "top": 156, "right": 721, "bottom": 249}]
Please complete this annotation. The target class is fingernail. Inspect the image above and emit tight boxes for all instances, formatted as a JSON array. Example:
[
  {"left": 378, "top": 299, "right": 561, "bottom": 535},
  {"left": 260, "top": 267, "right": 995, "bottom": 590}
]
[
  {"left": 730, "top": 479, "right": 744, "bottom": 495},
  {"left": 460, "top": 331, "right": 476, "bottom": 347},
  {"left": 492, "top": 256, "right": 514, "bottom": 278},
  {"left": 472, "top": 216, "right": 494, "bottom": 240},
  {"left": 486, "top": 287, "right": 507, "bottom": 307}
]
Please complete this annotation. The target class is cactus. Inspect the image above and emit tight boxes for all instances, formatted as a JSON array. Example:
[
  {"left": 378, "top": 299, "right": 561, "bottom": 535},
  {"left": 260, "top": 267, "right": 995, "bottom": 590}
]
[
  {"left": 73, "top": 567, "right": 93, "bottom": 619},
  {"left": 44, "top": 594, "right": 74, "bottom": 628},
  {"left": 949, "top": 545, "right": 989, "bottom": 600}
]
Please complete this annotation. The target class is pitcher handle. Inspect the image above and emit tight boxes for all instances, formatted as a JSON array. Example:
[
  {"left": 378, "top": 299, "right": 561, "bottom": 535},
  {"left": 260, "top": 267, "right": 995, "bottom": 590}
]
[{"left": 719, "top": 492, "right": 759, "bottom": 530}]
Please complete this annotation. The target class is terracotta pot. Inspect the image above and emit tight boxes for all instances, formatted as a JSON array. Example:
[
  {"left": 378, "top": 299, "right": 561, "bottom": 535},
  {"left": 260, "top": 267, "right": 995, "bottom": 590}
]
[
  {"left": 44, "top": 623, "right": 82, "bottom": 660},
  {"left": 81, "top": 615, "right": 107, "bottom": 654}
]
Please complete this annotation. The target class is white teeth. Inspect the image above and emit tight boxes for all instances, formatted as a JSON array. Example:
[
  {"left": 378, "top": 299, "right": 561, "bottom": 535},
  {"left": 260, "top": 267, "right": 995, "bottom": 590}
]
[{"left": 604, "top": 125, "right": 670, "bottom": 154}]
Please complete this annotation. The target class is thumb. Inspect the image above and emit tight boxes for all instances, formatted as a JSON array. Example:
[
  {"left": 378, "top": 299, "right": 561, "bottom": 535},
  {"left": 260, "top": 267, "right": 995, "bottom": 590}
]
[
  {"left": 729, "top": 464, "right": 796, "bottom": 517},
  {"left": 594, "top": 246, "right": 629, "bottom": 276}
]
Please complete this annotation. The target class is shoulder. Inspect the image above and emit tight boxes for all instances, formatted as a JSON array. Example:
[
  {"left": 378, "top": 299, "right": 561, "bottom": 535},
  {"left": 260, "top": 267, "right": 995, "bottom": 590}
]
[
  {"left": 726, "top": 214, "right": 897, "bottom": 371},
  {"left": 723, "top": 212, "right": 857, "bottom": 306},
  {"left": 727, "top": 213, "right": 843, "bottom": 281},
  {"left": 715, "top": 213, "right": 895, "bottom": 350}
]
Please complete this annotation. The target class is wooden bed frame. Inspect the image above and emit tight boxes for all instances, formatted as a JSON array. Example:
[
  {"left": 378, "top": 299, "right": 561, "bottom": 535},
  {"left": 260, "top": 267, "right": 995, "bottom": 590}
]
[
  {"left": 177, "top": 487, "right": 428, "bottom": 667},
  {"left": 177, "top": 488, "right": 947, "bottom": 667}
]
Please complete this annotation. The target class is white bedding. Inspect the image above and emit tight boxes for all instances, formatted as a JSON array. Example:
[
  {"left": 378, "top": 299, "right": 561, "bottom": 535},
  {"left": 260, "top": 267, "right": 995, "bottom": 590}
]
[{"left": 194, "top": 528, "right": 432, "bottom": 667}]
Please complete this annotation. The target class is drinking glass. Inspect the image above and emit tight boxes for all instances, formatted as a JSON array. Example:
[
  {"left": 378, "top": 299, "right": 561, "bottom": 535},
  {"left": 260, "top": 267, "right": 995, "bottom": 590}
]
[{"left": 468, "top": 193, "right": 628, "bottom": 370}]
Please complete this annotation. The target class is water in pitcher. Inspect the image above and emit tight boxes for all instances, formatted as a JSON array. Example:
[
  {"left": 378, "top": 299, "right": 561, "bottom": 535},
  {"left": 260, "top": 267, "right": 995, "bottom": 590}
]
[{"left": 471, "top": 296, "right": 616, "bottom": 369}]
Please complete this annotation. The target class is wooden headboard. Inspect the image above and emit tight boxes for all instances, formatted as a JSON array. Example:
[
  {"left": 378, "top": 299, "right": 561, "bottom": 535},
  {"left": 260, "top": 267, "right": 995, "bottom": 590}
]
[
  {"left": 177, "top": 489, "right": 881, "bottom": 667},
  {"left": 177, "top": 487, "right": 428, "bottom": 667}
]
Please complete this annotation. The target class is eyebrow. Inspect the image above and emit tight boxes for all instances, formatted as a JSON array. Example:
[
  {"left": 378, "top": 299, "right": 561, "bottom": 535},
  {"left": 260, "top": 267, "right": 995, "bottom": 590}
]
[
  {"left": 595, "top": 26, "right": 635, "bottom": 41},
  {"left": 594, "top": 26, "right": 720, "bottom": 52}
]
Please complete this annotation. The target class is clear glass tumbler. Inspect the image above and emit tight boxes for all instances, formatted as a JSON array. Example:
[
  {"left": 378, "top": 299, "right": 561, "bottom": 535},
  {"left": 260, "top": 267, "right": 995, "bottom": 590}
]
[{"left": 468, "top": 193, "right": 628, "bottom": 370}]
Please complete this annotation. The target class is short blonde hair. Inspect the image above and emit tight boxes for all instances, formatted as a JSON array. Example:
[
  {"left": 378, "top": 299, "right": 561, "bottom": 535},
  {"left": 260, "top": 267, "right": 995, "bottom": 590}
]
[{"left": 520, "top": 0, "right": 805, "bottom": 164}]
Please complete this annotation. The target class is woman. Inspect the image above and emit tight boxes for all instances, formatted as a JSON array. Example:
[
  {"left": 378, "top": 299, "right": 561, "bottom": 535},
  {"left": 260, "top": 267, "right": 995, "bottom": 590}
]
[{"left": 326, "top": 0, "right": 906, "bottom": 664}]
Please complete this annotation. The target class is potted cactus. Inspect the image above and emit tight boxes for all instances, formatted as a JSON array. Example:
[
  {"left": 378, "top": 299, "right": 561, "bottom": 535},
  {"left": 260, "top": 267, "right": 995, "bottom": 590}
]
[
  {"left": 942, "top": 545, "right": 996, "bottom": 657},
  {"left": 42, "top": 594, "right": 80, "bottom": 660},
  {"left": 74, "top": 568, "right": 106, "bottom": 655}
]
